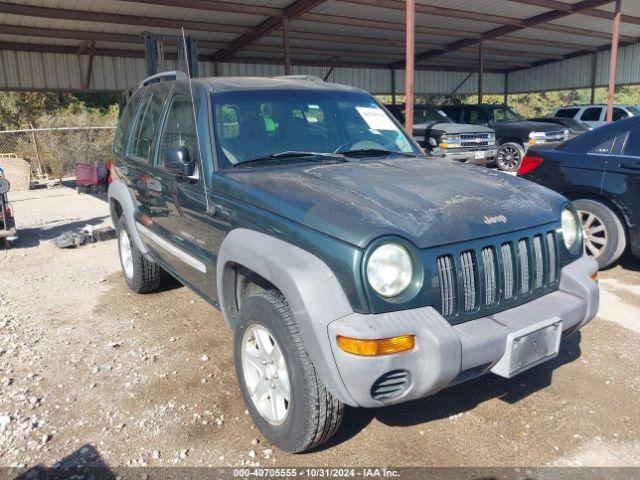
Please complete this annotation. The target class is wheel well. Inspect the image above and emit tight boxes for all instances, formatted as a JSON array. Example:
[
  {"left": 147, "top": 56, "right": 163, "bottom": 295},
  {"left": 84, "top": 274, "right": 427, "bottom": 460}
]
[
  {"left": 563, "top": 191, "right": 631, "bottom": 232},
  {"left": 109, "top": 198, "right": 123, "bottom": 227},
  {"left": 498, "top": 139, "right": 523, "bottom": 148},
  {"left": 223, "top": 263, "right": 278, "bottom": 326}
]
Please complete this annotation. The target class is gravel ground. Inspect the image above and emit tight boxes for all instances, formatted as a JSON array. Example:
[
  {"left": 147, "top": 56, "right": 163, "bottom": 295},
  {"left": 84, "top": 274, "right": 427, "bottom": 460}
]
[{"left": 1, "top": 185, "right": 639, "bottom": 469}]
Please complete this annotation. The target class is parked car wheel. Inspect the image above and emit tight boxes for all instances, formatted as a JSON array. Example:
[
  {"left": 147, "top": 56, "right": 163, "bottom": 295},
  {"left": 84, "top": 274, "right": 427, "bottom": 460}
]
[
  {"left": 497, "top": 142, "right": 525, "bottom": 171},
  {"left": 116, "top": 217, "right": 161, "bottom": 293},
  {"left": 233, "top": 290, "right": 344, "bottom": 453},
  {"left": 573, "top": 199, "right": 627, "bottom": 268}
]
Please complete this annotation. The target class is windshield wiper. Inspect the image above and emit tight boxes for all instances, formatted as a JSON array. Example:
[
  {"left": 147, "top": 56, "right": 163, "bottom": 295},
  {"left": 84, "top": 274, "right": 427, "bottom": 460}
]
[
  {"left": 338, "top": 148, "right": 418, "bottom": 158},
  {"left": 234, "top": 151, "right": 345, "bottom": 168}
]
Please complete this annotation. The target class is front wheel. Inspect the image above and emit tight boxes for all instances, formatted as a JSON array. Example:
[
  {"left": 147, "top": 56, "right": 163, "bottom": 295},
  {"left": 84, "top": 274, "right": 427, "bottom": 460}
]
[
  {"left": 233, "top": 291, "right": 344, "bottom": 453},
  {"left": 496, "top": 142, "right": 525, "bottom": 171},
  {"left": 573, "top": 199, "right": 627, "bottom": 269}
]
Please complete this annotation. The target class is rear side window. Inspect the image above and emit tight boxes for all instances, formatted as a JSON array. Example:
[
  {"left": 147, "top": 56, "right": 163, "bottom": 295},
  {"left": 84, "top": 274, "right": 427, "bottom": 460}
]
[
  {"left": 623, "top": 128, "right": 640, "bottom": 157},
  {"left": 613, "top": 108, "right": 629, "bottom": 121},
  {"left": 580, "top": 107, "right": 603, "bottom": 122},
  {"left": 555, "top": 108, "right": 579, "bottom": 119},
  {"left": 128, "top": 94, "right": 164, "bottom": 162}
]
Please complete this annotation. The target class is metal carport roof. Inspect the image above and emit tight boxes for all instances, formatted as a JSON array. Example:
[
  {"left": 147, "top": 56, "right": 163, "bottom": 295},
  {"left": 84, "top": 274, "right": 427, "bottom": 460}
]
[{"left": 0, "top": 0, "right": 637, "bottom": 97}]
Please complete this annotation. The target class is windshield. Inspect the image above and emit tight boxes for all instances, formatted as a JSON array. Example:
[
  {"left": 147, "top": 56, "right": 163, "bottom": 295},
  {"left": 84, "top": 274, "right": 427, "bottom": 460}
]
[
  {"left": 490, "top": 106, "right": 525, "bottom": 122},
  {"left": 212, "top": 90, "right": 419, "bottom": 167},
  {"left": 413, "top": 107, "right": 453, "bottom": 125}
]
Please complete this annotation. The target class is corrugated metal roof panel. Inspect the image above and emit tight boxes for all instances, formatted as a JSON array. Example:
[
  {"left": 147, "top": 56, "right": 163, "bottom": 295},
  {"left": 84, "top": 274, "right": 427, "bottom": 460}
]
[{"left": 415, "top": 0, "right": 550, "bottom": 19}]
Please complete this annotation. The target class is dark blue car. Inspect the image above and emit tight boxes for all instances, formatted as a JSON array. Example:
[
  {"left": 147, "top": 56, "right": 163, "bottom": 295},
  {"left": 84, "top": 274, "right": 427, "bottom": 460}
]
[{"left": 518, "top": 116, "right": 640, "bottom": 268}]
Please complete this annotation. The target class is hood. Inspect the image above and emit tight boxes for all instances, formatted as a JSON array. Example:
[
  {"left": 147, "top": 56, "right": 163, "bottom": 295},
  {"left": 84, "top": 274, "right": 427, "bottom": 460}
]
[
  {"left": 217, "top": 158, "right": 565, "bottom": 249},
  {"left": 413, "top": 122, "right": 494, "bottom": 138}
]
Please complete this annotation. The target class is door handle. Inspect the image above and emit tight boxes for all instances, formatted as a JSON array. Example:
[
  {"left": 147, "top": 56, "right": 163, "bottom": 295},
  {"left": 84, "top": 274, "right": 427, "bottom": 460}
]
[
  {"left": 146, "top": 178, "right": 162, "bottom": 192},
  {"left": 620, "top": 161, "right": 640, "bottom": 171},
  {"left": 120, "top": 165, "right": 129, "bottom": 175}
]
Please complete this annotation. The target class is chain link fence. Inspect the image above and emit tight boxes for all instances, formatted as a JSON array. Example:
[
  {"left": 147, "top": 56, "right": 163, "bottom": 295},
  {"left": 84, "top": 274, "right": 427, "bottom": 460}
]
[{"left": 0, "top": 126, "right": 116, "bottom": 186}]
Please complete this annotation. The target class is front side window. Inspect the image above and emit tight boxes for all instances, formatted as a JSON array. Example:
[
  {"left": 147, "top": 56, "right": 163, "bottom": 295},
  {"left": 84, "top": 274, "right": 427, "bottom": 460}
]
[
  {"left": 157, "top": 95, "right": 199, "bottom": 167},
  {"left": 213, "top": 90, "right": 419, "bottom": 167},
  {"left": 468, "top": 108, "right": 486, "bottom": 125},
  {"left": 581, "top": 107, "right": 603, "bottom": 122},
  {"left": 128, "top": 94, "right": 164, "bottom": 162}
]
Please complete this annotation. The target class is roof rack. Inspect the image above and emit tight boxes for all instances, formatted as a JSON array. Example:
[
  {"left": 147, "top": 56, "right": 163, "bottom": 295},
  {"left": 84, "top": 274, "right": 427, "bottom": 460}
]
[
  {"left": 275, "top": 75, "right": 324, "bottom": 83},
  {"left": 139, "top": 70, "right": 188, "bottom": 88}
]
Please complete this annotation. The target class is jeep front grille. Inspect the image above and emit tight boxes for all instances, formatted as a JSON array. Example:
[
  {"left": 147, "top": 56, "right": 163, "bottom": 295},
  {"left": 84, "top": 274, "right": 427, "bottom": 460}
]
[
  {"left": 435, "top": 230, "right": 559, "bottom": 321},
  {"left": 436, "top": 255, "right": 456, "bottom": 317}
]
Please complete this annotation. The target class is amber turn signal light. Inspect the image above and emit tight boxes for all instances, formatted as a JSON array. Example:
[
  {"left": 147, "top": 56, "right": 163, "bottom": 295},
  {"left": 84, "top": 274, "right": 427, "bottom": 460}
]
[
  {"left": 591, "top": 272, "right": 599, "bottom": 281},
  {"left": 337, "top": 335, "right": 415, "bottom": 356}
]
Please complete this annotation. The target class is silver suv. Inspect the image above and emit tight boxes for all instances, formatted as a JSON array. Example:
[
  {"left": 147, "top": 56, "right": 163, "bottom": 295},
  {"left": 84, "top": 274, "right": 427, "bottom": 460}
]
[{"left": 554, "top": 104, "right": 640, "bottom": 128}]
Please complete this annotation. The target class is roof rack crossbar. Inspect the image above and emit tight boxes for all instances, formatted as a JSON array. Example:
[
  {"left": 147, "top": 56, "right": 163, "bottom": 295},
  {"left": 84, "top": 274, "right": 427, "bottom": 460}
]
[{"left": 139, "top": 70, "right": 188, "bottom": 88}]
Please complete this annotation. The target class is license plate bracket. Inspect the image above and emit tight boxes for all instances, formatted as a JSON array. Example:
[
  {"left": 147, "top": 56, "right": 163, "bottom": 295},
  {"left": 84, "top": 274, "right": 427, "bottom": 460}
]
[
  {"left": 491, "top": 318, "right": 562, "bottom": 378},
  {"left": 474, "top": 150, "right": 486, "bottom": 160}
]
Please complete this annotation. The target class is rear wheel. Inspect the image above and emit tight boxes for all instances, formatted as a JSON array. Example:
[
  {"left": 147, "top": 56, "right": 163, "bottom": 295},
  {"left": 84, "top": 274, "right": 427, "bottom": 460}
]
[
  {"left": 573, "top": 199, "right": 627, "bottom": 269},
  {"left": 233, "top": 290, "right": 344, "bottom": 453},
  {"left": 496, "top": 142, "right": 525, "bottom": 171},
  {"left": 116, "top": 216, "right": 161, "bottom": 293}
]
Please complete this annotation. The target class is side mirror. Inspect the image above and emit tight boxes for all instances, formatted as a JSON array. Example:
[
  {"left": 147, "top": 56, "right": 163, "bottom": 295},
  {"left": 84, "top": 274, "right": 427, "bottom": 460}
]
[{"left": 164, "top": 147, "right": 194, "bottom": 177}]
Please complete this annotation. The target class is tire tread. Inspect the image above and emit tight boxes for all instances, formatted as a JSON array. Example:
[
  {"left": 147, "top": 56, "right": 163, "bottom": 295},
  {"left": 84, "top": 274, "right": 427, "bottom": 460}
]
[{"left": 252, "top": 290, "right": 344, "bottom": 452}]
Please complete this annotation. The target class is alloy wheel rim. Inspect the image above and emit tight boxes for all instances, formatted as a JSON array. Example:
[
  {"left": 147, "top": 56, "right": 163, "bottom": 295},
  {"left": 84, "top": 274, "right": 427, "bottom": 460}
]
[
  {"left": 119, "top": 229, "right": 134, "bottom": 280},
  {"left": 241, "top": 324, "right": 291, "bottom": 425},
  {"left": 498, "top": 145, "right": 521, "bottom": 171},
  {"left": 578, "top": 210, "right": 607, "bottom": 258}
]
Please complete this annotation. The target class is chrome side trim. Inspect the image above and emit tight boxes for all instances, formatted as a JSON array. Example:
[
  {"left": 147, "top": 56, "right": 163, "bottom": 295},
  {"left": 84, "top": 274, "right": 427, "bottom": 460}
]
[{"left": 136, "top": 222, "right": 207, "bottom": 273}]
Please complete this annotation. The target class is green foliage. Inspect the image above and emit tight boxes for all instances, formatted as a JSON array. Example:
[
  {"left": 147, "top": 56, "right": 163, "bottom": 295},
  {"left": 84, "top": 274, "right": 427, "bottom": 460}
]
[{"left": 0, "top": 91, "right": 118, "bottom": 130}]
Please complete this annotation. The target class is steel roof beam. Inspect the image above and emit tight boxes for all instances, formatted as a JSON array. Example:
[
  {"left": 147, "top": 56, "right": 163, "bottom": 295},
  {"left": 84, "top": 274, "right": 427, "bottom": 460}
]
[
  {"left": 125, "top": 0, "right": 282, "bottom": 18},
  {"left": 341, "top": 0, "right": 628, "bottom": 40},
  {"left": 392, "top": 0, "right": 615, "bottom": 67},
  {"left": 505, "top": 0, "right": 640, "bottom": 25},
  {"left": 0, "top": 2, "right": 251, "bottom": 34},
  {"left": 214, "top": 0, "right": 327, "bottom": 61},
  {"left": 0, "top": 40, "right": 506, "bottom": 73},
  {"left": 0, "top": 24, "right": 228, "bottom": 51}
]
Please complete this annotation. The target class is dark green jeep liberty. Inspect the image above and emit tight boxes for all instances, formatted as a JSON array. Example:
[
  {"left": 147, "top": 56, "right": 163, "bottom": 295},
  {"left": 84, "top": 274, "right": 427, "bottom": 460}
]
[{"left": 109, "top": 73, "right": 599, "bottom": 452}]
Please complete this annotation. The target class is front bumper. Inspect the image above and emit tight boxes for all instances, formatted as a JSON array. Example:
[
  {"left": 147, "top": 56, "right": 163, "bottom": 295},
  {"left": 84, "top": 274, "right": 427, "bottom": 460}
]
[
  {"left": 328, "top": 256, "right": 598, "bottom": 408},
  {"left": 439, "top": 148, "right": 497, "bottom": 164}
]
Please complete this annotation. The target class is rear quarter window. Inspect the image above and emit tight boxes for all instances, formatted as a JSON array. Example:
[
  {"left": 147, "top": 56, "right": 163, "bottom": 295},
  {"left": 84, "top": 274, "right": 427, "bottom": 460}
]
[{"left": 113, "top": 90, "right": 144, "bottom": 155}]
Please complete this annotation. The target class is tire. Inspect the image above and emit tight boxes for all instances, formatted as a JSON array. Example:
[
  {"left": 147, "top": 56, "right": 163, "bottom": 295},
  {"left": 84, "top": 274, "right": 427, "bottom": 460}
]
[
  {"left": 116, "top": 216, "right": 161, "bottom": 293},
  {"left": 573, "top": 199, "right": 627, "bottom": 269},
  {"left": 233, "top": 290, "right": 344, "bottom": 453},
  {"left": 496, "top": 142, "right": 525, "bottom": 171}
]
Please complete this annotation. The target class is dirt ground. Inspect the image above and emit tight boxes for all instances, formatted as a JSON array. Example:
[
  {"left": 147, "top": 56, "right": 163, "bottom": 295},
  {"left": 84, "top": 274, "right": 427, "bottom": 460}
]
[{"left": 1, "top": 185, "right": 639, "bottom": 470}]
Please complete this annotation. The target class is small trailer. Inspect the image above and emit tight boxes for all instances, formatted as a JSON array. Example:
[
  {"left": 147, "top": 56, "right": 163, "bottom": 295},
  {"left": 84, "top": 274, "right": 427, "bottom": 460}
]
[{"left": 75, "top": 163, "right": 109, "bottom": 194}]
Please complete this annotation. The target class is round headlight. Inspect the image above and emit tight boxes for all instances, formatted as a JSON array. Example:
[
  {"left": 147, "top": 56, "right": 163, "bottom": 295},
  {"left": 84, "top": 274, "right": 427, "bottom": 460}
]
[
  {"left": 366, "top": 243, "right": 413, "bottom": 298},
  {"left": 561, "top": 208, "right": 581, "bottom": 253}
]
